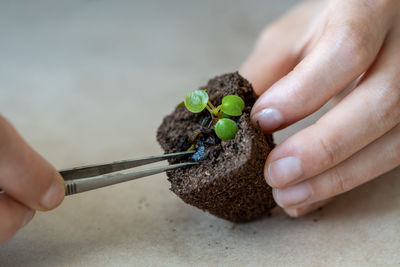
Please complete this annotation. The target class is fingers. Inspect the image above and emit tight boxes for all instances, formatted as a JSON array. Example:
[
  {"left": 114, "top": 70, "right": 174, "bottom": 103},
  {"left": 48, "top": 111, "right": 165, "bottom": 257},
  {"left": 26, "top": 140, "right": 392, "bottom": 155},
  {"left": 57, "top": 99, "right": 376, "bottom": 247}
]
[
  {"left": 283, "top": 198, "right": 332, "bottom": 218},
  {"left": 264, "top": 25, "right": 400, "bottom": 188},
  {"left": 0, "top": 194, "right": 35, "bottom": 243},
  {"left": 273, "top": 123, "right": 400, "bottom": 209},
  {"left": 251, "top": 0, "right": 394, "bottom": 133},
  {"left": 239, "top": 0, "right": 325, "bottom": 95},
  {"left": 0, "top": 115, "right": 65, "bottom": 211}
]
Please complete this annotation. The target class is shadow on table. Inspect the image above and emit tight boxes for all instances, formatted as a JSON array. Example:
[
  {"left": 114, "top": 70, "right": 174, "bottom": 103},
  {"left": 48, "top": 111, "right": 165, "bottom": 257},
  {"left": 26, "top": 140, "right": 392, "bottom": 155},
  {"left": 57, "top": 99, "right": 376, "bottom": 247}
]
[{"left": 2, "top": 167, "right": 399, "bottom": 266}]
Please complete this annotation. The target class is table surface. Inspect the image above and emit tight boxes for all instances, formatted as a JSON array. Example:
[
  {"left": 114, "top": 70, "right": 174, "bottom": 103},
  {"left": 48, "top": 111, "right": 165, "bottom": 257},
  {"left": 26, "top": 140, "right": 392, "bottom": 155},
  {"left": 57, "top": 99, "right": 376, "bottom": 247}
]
[{"left": 1, "top": 1, "right": 399, "bottom": 266}]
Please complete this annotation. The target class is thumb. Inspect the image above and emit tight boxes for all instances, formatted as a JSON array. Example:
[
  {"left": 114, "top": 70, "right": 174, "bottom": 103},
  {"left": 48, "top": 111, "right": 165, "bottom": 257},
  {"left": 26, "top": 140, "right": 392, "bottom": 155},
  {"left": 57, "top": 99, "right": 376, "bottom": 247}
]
[{"left": 0, "top": 115, "right": 65, "bottom": 211}]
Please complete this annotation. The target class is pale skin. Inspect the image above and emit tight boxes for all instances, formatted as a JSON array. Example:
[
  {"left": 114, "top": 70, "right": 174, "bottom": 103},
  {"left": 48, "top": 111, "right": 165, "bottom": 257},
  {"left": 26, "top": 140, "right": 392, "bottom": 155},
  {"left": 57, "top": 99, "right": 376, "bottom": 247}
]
[
  {"left": 240, "top": 0, "right": 400, "bottom": 217},
  {"left": 0, "top": 115, "right": 65, "bottom": 243},
  {"left": 1, "top": 0, "right": 400, "bottom": 243}
]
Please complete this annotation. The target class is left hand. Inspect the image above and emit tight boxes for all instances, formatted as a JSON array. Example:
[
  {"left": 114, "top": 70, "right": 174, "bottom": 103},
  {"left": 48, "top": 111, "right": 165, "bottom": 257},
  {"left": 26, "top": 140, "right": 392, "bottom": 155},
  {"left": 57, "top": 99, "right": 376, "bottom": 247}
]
[{"left": 240, "top": 0, "right": 400, "bottom": 217}]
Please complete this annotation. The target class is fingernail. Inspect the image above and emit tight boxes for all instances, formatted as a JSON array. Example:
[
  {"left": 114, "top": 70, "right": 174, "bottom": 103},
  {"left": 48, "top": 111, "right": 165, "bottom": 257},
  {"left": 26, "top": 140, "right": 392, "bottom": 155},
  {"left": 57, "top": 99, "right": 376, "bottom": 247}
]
[
  {"left": 252, "top": 108, "right": 283, "bottom": 132},
  {"left": 21, "top": 210, "right": 35, "bottom": 228},
  {"left": 273, "top": 183, "right": 312, "bottom": 207},
  {"left": 283, "top": 207, "right": 300, "bottom": 218},
  {"left": 267, "top": 156, "right": 303, "bottom": 187},
  {"left": 40, "top": 175, "right": 65, "bottom": 210}
]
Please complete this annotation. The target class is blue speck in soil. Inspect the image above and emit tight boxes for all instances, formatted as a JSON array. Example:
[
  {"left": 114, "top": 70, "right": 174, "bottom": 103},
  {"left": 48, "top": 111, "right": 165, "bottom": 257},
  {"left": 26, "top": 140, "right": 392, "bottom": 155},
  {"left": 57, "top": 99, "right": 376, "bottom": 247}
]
[{"left": 192, "top": 145, "right": 205, "bottom": 162}]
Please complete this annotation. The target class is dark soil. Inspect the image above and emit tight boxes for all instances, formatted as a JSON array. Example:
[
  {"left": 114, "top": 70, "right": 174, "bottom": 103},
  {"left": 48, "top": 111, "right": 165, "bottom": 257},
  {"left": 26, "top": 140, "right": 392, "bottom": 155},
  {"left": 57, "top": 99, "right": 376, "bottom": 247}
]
[{"left": 157, "top": 72, "right": 276, "bottom": 222}]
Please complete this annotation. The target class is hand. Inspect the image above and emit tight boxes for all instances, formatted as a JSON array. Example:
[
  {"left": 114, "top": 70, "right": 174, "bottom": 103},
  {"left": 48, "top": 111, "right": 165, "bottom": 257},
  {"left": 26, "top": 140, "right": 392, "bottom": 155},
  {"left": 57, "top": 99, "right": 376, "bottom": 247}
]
[
  {"left": 0, "top": 115, "right": 64, "bottom": 243},
  {"left": 240, "top": 0, "right": 400, "bottom": 217}
]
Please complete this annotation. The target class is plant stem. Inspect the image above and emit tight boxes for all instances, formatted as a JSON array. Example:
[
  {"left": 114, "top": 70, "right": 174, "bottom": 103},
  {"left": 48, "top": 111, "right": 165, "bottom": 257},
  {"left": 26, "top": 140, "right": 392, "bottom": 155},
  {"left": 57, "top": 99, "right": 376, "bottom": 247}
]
[
  {"left": 217, "top": 109, "right": 223, "bottom": 119},
  {"left": 208, "top": 101, "right": 216, "bottom": 110},
  {"left": 187, "top": 144, "right": 195, "bottom": 151},
  {"left": 214, "top": 106, "right": 221, "bottom": 117},
  {"left": 205, "top": 105, "right": 214, "bottom": 114}
]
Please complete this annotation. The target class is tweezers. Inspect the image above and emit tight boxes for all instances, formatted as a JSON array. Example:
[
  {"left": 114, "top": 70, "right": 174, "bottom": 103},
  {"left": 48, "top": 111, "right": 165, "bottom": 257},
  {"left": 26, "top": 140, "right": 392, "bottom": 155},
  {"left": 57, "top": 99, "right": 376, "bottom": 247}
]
[
  {"left": 0, "top": 151, "right": 195, "bottom": 196},
  {"left": 59, "top": 151, "right": 196, "bottom": 196}
]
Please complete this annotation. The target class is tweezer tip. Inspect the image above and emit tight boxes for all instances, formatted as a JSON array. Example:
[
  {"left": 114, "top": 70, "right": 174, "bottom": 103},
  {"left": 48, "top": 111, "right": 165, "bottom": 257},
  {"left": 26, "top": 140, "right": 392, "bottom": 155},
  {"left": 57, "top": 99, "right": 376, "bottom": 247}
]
[
  {"left": 171, "top": 161, "right": 198, "bottom": 168},
  {"left": 167, "top": 150, "right": 195, "bottom": 155}
]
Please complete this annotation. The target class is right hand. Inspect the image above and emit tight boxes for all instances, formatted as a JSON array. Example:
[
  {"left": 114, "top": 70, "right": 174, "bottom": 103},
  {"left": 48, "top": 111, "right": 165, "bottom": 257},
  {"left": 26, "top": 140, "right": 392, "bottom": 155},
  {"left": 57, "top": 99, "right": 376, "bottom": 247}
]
[
  {"left": 0, "top": 115, "right": 65, "bottom": 243},
  {"left": 240, "top": 0, "right": 400, "bottom": 217}
]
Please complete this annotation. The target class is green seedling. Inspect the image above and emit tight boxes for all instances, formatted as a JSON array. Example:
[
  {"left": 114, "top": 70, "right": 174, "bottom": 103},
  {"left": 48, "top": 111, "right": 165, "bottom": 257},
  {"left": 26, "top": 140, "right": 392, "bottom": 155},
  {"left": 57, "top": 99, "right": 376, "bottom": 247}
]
[
  {"left": 214, "top": 118, "right": 238, "bottom": 140},
  {"left": 183, "top": 90, "right": 244, "bottom": 141},
  {"left": 221, "top": 95, "right": 245, "bottom": 116},
  {"left": 184, "top": 90, "right": 209, "bottom": 113}
]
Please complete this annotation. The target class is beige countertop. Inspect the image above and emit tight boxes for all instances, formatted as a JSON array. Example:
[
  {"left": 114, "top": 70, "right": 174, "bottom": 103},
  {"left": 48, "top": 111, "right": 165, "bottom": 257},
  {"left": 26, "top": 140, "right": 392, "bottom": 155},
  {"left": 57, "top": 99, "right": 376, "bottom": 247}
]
[{"left": 1, "top": 1, "right": 399, "bottom": 266}]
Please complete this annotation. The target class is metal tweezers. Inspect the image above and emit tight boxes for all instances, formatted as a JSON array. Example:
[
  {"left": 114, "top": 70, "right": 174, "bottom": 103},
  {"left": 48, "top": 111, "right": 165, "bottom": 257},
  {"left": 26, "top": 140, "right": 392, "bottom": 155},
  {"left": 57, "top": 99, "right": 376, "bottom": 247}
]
[{"left": 59, "top": 151, "right": 196, "bottom": 196}]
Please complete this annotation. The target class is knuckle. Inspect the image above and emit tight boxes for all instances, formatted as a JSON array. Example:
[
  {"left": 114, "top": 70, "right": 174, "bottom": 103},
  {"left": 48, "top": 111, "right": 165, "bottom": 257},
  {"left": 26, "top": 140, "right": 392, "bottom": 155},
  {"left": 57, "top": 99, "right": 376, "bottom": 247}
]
[
  {"left": 371, "top": 83, "right": 400, "bottom": 129},
  {"left": 340, "top": 26, "right": 372, "bottom": 65},
  {"left": 330, "top": 167, "right": 352, "bottom": 194},
  {"left": 329, "top": 21, "right": 375, "bottom": 67},
  {"left": 314, "top": 129, "right": 339, "bottom": 167}
]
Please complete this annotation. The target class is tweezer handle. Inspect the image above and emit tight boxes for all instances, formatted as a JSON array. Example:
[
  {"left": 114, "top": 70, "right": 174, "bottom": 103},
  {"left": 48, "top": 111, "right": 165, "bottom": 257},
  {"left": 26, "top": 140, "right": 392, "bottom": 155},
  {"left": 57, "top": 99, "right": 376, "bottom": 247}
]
[
  {"left": 65, "top": 162, "right": 195, "bottom": 196},
  {"left": 0, "top": 152, "right": 195, "bottom": 195}
]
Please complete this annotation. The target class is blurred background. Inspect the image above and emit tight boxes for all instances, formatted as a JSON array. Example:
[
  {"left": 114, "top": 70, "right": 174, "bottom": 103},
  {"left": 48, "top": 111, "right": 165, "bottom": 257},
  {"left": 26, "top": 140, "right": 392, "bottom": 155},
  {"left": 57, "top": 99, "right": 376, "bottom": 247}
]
[
  {"left": 1, "top": 1, "right": 399, "bottom": 266},
  {"left": 0, "top": 0, "right": 301, "bottom": 169}
]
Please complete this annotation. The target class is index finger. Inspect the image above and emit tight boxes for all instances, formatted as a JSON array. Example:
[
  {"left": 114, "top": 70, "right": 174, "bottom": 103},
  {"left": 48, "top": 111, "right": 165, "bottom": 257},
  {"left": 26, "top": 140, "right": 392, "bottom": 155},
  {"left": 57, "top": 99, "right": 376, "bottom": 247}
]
[{"left": 251, "top": 0, "right": 393, "bottom": 132}]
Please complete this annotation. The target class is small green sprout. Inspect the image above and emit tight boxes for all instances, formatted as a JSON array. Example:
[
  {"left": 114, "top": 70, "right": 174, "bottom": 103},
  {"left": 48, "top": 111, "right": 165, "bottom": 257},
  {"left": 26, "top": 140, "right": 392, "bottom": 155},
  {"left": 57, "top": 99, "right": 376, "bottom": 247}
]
[
  {"left": 214, "top": 118, "right": 238, "bottom": 140},
  {"left": 183, "top": 90, "right": 244, "bottom": 141},
  {"left": 184, "top": 90, "right": 209, "bottom": 113},
  {"left": 221, "top": 95, "right": 245, "bottom": 116}
]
